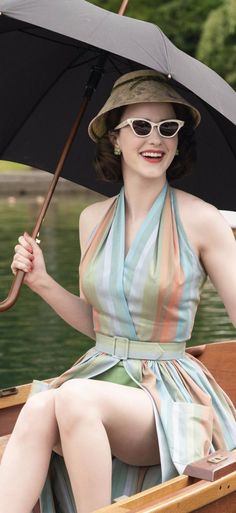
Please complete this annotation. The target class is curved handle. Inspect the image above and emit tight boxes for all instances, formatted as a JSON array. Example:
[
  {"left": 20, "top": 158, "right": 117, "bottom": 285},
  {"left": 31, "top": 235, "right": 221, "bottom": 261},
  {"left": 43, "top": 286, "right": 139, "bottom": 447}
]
[
  {"left": 0, "top": 270, "right": 25, "bottom": 312},
  {"left": 0, "top": 96, "right": 90, "bottom": 313},
  {"left": 0, "top": 224, "right": 40, "bottom": 312}
]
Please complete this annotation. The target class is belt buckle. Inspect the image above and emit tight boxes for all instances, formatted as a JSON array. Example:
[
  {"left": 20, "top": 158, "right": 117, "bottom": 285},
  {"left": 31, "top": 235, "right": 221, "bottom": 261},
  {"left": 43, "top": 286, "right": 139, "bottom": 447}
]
[
  {"left": 113, "top": 336, "right": 130, "bottom": 360},
  {"left": 155, "top": 344, "right": 165, "bottom": 360}
]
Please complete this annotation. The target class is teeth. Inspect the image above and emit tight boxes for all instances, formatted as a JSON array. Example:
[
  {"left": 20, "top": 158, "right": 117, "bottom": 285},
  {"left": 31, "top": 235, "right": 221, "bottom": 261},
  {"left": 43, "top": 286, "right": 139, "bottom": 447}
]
[{"left": 142, "top": 152, "right": 163, "bottom": 157}]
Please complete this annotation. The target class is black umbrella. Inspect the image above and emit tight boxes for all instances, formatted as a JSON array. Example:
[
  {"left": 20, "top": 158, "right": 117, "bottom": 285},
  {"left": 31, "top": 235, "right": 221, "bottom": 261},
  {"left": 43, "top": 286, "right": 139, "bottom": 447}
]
[{"left": 0, "top": 0, "right": 236, "bottom": 311}]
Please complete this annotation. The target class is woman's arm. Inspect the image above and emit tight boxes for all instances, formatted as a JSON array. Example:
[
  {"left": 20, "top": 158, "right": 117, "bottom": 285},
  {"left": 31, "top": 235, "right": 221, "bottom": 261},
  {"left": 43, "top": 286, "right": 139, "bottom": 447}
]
[
  {"left": 11, "top": 197, "right": 116, "bottom": 337},
  {"left": 11, "top": 229, "right": 95, "bottom": 339},
  {"left": 30, "top": 271, "right": 95, "bottom": 339},
  {"left": 199, "top": 205, "right": 236, "bottom": 327}
]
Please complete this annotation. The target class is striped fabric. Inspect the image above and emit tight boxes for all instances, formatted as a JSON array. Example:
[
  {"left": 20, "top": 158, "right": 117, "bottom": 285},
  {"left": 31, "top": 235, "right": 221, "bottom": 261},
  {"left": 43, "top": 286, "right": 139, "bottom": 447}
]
[
  {"left": 37, "top": 183, "right": 236, "bottom": 513},
  {"left": 80, "top": 183, "right": 206, "bottom": 342}
]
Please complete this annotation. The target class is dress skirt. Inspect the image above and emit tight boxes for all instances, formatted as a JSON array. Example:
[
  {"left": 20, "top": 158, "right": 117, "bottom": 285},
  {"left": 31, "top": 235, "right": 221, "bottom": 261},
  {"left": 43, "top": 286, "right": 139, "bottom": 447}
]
[{"left": 32, "top": 343, "right": 236, "bottom": 513}]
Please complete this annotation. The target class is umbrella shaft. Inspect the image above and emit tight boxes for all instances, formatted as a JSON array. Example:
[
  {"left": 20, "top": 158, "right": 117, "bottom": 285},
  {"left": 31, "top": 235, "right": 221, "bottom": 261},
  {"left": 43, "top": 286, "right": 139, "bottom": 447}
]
[
  {"left": 0, "top": 95, "right": 90, "bottom": 312},
  {"left": 118, "top": 0, "right": 129, "bottom": 15},
  {"left": 32, "top": 96, "right": 90, "bottom": 239}
]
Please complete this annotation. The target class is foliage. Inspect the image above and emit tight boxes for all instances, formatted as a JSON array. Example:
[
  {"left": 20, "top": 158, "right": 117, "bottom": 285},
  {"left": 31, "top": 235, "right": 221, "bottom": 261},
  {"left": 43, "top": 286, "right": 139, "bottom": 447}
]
[
  {"left": 89, "top": 0, "right": 222, "bottom": 55},
  {"left": 0, "top": 160, "right": 31, "bottom": 172},
  {"left": 197, "top": 0, "right": 236, "bottom": 88},
  {"left": 88, "top": 0, "right": 235, "bottom": 87}
]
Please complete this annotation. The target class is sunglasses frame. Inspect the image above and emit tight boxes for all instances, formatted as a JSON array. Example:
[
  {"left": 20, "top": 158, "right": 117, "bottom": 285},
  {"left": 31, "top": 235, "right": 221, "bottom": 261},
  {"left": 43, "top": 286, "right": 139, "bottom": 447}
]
[{"left": 114, "top": 118, "right": 185, "bottom": 138}]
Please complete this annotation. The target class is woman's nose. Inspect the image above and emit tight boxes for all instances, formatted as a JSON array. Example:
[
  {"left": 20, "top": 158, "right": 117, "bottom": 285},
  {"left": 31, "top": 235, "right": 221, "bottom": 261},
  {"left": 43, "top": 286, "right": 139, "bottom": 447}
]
[{"left": 148, "top": 127, "right": 162, "bottom": 143}]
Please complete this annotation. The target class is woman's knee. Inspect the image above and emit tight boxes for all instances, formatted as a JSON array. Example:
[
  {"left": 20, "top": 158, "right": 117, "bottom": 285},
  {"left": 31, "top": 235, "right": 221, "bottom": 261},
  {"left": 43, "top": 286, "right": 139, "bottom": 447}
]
[
  {"left": 14, "top": 390, "right": 57, "bottom": 441},
  {"left": 55, "top": 379, "right": 100, "bottom": 432}
]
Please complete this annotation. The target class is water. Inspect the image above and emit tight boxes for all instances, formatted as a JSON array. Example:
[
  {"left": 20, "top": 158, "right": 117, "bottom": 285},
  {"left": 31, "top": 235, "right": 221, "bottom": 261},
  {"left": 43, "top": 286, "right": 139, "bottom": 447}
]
[{"left": 0, "top": 192, "right": 236, "bottom": 389}]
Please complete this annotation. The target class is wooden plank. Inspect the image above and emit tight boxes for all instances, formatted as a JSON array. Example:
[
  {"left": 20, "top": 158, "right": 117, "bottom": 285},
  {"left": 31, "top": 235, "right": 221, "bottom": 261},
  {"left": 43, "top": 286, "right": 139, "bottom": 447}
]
[
  {"left": 111, "top": 475, "right": 192, "bottom": 509},
  {"left": 0, "top": 379, "right": 54, "bottom": 435},
  {"left": 93, "top": 467, "right": 236, "bottom": 513},
  {"left": 193, "top": 491, "right": 236, "bottom": 512},
  {"left": 196, "top": 340, "right": 236, "bottom": 405},
  {"left": 0, "top": 405, "right": 23, "bottom": 436},
  {"left": 0, "top": 383, "right": 31, "bottom": 409}
]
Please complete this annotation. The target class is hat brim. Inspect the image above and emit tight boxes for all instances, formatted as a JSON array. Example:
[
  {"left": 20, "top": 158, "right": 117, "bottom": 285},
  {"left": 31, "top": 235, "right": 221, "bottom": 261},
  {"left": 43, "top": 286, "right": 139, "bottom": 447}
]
[{"left": 88, "top": 70, "right": 201, "bottom": 142}]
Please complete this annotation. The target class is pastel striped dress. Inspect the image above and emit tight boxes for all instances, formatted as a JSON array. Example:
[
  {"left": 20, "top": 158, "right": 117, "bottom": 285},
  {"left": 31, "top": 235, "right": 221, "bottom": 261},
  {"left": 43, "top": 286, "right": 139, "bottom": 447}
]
[{"left": 38, "top": 183, "right": 236, "bottom": 513}]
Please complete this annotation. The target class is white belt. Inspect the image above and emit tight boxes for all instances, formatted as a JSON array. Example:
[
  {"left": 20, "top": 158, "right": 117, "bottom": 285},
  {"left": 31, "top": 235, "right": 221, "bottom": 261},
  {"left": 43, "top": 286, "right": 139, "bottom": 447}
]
[{"left": 95, "top": 333, "right": 186, "bottom": 361}]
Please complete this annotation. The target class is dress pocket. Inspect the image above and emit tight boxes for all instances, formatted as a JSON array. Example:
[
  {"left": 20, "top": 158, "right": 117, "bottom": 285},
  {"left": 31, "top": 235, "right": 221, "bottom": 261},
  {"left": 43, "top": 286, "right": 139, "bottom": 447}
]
[{"left": 166, "top": 401, "right": 213, "bottom": 474}]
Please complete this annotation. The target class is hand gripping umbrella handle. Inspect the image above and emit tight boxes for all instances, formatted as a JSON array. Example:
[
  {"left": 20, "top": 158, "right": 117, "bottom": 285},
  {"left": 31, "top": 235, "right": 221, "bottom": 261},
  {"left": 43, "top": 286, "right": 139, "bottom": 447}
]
[
  {"left": 0, "top": 0, "right": 129, "bottom": 312},
  {"left": 0, "top": 92, "right": 94, "bottom": 313}
]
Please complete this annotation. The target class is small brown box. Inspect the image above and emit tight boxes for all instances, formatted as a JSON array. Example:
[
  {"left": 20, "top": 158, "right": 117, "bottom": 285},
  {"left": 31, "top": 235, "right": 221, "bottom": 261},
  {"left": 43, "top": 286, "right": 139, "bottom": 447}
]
[{"left": 184, "top": 450, "right": 236, "bottom": 481}]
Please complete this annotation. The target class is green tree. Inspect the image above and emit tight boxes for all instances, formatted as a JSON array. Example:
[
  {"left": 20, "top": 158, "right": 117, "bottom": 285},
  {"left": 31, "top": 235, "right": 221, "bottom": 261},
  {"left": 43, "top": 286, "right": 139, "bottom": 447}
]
[
  {"left": 197, "top": 0, "right": 236, "bottom": 88},
  {"left": 89, "top": 0, "right": 222, "bottom": 56},
  {"left": 89, "top": 0, "right": 235, "bottom": 86}
]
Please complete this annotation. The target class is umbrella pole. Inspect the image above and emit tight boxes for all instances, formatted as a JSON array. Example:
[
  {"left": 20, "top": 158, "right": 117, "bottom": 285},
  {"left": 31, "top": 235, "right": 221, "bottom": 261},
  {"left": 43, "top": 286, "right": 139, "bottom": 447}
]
[
  {"left": 0, "top": 0, "right": 130, "bottom": 312},
  {"left": 118, "top": 0, "right": 129, "bottom": 15}
]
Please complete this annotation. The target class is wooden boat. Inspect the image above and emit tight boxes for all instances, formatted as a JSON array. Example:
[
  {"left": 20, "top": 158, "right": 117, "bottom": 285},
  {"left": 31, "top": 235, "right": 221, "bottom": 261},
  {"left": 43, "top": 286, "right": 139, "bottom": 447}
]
[{"left": 0, "top": 340, "right": 236, "bottom": 513}]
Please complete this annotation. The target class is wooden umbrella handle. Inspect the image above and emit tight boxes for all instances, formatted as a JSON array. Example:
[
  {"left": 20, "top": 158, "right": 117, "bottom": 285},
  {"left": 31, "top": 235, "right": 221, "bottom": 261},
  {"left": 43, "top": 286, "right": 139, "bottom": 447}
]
[
  {"left": 0, "top": 94, "right": 89, "bottom": 312},
  {"left": 0, "top": 0, "right": 129, "bottom": 312}
]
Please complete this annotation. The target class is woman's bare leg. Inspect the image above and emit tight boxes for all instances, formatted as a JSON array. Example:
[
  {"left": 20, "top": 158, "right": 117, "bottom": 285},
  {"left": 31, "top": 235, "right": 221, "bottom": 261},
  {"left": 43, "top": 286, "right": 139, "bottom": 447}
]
[
  {"left": 0, "top": 390, "right": 58, "bottom": 513},
  {"left": 56, "top": 379, "right": 159, "bottom": 513}
]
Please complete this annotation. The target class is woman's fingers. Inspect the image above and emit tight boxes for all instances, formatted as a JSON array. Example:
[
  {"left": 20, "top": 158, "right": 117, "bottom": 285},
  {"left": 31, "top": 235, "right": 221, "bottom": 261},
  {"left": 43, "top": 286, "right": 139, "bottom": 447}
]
[
  {"left": 11, "top": 251, "right": 34, "bottom": 274},
  {"left": 11, "top": 232, "right": 46, "bottom": 282},
  {"left": 17, "top": 234, "right": 33, "bottom": 252},
  {"left": 24, "top": 232, "right": 41, "bottom": 251},
  {"left": 14, "top": 244, "right": 34, "bottom": 260},
  {"left": 13, "top": 253, "right": 33, "bottom": 268},
  {"left": 11, "top": 257, "right": 33, "bottom": 275},
  {"left": 11, "top": 233, "right": 37, "bottom": 275}
]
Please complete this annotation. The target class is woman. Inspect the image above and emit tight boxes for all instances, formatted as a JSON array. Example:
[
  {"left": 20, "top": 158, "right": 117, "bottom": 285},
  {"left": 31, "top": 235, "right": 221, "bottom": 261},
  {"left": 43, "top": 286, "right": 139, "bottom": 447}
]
[{"left": 0, "top": 69, "right": 236, "bottom": 513}]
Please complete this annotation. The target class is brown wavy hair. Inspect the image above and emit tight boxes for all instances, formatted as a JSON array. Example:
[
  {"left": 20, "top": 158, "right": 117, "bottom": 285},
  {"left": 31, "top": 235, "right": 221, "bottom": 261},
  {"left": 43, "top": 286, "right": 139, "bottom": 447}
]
[{"left": 93, "top": 104, "right": 197, "bottom": 183}]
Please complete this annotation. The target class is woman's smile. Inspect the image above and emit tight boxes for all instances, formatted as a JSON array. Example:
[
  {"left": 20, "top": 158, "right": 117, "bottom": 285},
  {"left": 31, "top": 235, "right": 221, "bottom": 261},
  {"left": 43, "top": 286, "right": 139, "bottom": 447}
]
[{"left": 139, "top": 149, "right": 166, "bottom": 164}]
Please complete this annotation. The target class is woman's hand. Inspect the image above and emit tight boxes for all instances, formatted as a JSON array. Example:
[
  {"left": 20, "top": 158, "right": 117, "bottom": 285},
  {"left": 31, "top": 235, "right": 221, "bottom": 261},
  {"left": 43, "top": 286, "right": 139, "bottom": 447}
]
[
  {"left": 11, "top": 232, "right": 47, "bottom": 290},
  {"left": 11, "top": 231, "right": 95, "bottom": 338}
]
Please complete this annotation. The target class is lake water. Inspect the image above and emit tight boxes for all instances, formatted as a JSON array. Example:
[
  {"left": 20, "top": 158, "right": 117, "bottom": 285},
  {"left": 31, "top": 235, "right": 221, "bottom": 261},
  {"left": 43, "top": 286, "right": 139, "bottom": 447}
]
[{"left": 0, "top": 191, "right": 236, "bottom": 389}]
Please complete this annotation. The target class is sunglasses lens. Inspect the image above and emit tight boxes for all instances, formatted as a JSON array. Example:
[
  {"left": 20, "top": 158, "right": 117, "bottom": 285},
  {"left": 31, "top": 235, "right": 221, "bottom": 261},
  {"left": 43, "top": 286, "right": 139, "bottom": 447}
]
[
  {"left": 132, "top": 120, "right": 152, "bottom": 136},
  {"left": 159, "top": 121, "right": 180, "bottom": 137}
]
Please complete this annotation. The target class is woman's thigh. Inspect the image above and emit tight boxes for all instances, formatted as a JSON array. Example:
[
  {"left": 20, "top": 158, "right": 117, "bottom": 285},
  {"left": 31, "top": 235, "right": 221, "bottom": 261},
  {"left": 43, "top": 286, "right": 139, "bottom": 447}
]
[{"left": 57, "top": 378, "right": 160, "bottom": 467}]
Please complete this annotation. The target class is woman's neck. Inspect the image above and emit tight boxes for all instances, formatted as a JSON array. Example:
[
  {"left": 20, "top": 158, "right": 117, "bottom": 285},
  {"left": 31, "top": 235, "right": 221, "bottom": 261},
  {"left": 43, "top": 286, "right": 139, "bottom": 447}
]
[{"left": 123, "top": 175, "right": 167, "bottom": 222}]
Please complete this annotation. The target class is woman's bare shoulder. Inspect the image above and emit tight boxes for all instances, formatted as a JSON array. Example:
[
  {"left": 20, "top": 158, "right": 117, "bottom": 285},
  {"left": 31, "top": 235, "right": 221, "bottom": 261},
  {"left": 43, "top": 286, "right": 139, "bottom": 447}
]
[
  {"left": 80, "top": 196, "right": 116, "bottom": 226},
  {"left": 173, "top": 187, "right": 231, "bottom": 253},
  {"left": 79, "top": 196, "right": 117, "bottom": 253},
  {"left": 174, "top": 187, "right": 223, "bottom": 222}
]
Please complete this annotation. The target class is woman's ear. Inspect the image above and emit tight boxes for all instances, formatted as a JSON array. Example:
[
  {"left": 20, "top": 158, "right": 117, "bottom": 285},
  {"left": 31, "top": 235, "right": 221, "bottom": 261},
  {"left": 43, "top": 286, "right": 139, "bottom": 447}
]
[
  {"left": 108, "top": 130, "right": 122, "bottom": 157},
  {"left": 108, "top": 130, "right": 119, "bottom": 148}
]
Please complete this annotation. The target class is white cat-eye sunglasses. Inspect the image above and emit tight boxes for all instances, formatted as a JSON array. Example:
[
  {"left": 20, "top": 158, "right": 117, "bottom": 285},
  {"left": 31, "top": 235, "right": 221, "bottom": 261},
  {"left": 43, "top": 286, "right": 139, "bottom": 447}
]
[{"left": 114, "top": 118, "right": 185, "bottom": 138}]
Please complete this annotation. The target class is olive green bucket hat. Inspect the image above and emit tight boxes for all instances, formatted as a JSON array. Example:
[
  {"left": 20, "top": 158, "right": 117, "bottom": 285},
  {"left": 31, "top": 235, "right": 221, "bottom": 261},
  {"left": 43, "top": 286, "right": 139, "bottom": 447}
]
[{"left": 88, "top": 69, "right": 201, "bottom": 142}]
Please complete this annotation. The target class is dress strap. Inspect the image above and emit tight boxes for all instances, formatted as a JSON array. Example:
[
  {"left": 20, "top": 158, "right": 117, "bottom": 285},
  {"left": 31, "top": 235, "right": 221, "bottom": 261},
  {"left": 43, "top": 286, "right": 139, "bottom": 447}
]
[{"left": 95, "top": 333, "right": 186, "bottom": 360}]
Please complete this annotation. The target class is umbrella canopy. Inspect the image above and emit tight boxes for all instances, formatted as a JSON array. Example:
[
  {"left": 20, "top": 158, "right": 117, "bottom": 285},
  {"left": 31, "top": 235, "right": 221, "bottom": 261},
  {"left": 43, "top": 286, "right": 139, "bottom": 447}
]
[{"left": 0, "top": 0, "right": 236, "bottom": 209}]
